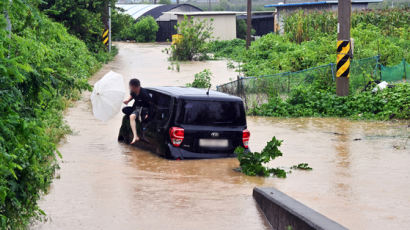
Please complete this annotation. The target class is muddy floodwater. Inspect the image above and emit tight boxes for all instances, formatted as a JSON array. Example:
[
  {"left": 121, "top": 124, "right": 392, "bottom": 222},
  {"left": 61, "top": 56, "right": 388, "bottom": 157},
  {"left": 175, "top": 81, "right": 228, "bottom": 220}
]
[{"left": 33, "top": 43, "right": 410, "bottom": 230}]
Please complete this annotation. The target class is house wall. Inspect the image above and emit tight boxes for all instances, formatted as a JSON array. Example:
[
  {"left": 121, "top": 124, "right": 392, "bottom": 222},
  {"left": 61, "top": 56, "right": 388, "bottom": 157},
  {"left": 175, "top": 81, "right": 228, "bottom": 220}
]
[{"left": 177, "top": 14, "right": 237, "bottom": 41}]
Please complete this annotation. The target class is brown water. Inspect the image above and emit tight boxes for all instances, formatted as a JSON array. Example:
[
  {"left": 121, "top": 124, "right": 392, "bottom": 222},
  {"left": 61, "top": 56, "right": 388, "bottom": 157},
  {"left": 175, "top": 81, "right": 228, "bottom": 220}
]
[{"left": 33, "top": 43, "right": 410, "bottom": 230}]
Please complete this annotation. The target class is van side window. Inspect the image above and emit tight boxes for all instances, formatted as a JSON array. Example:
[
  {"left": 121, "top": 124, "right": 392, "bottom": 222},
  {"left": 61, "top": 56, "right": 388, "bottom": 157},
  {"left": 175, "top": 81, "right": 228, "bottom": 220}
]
[{"left": 148, "top": 90, "right": 171, "bottom": 121}]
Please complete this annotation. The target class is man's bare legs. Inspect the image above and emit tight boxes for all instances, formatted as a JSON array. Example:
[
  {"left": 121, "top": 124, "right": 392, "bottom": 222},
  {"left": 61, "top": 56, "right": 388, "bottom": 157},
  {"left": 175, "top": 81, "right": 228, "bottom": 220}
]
[{"left": 130, "top": 114, "right": 139, "bottom": 144}]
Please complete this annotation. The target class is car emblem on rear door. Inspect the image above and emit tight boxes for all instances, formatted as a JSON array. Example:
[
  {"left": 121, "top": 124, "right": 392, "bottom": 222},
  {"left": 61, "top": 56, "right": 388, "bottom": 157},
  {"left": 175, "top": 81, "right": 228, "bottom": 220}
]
[{"left": 210, "top": 132, "right": 219, "bottom": 137}]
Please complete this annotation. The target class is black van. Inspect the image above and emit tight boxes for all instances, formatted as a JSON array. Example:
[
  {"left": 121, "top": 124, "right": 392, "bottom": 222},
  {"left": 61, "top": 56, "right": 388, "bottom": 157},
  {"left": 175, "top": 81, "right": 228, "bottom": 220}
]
[{"left": 118, "top": 87, "right": 250, "bottom": 159}]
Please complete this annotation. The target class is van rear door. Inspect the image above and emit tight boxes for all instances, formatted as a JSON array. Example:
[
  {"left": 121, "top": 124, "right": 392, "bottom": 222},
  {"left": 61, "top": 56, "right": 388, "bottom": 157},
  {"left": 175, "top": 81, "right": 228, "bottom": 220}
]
[{"left": 174, "top": 99, "right": 247, "bottom": 153}]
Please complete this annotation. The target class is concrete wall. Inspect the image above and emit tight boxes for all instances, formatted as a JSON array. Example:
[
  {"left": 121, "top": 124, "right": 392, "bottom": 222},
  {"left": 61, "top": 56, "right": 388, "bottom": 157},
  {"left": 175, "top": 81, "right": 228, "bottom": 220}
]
[
  {"left": 177, "top": 14, "right": 236, "bottom": 41},
  {"left": 253, "top": 187, "right": 348, "bottom": 230}
]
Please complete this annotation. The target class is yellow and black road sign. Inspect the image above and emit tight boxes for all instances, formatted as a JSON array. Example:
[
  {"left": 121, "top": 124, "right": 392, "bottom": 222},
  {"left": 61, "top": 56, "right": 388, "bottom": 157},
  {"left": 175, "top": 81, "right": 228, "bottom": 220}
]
[
  {"left": 102, "top": 28, "right": 109, "bottom": 46},
  {"left": 336, "top": 40, "right": 351, "bottom": 78}
]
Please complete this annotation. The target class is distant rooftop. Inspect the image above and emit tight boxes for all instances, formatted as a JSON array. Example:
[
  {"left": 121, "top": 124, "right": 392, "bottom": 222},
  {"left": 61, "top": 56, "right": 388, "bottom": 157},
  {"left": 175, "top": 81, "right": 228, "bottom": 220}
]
[
  {"left": 265, "top": 0, "right": 383, "bottom": 8},
  {"left": 172, "top": 11, "right": 239, "bottom": 16},
  {"left": 116, "top": 4, "right": 202, "bottom": 20}
]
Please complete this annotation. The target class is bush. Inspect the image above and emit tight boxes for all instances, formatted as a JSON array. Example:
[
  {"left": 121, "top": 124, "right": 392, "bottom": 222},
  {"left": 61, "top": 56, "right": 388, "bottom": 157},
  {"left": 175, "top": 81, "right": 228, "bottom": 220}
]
[
  {"left": 1, "top": 2, "right": 113, "bottom": 228},
  {"left": 133, "top": 16, "right": 159, "bottom": 42},
  {"left": 111, "top": 10, "right": 135, "bottom": 41},
  {"left": 186, "top": 69, "right": 212, "bottom": 88},
  {"left": 159, "top": 0, "right": 171, "bottom": 4},
  {"left": 207, "top": 39, "right": 246, "bottom": 59},
  {"left": 235, "top": 137, "right": 287, "bottom": 177},
  {"left": 40, "top": 0, "right": 116, "bottom": 55},
  {"left": 236, "top": 19, "right": 255, "bottom": 40},
  {"left": 250, "top": 83, "right": 410, "bottom": 120},
  {"left": 168, "top": 16, "right": 213, "bottom": 61},
  {"left": 208, "top": 9, "right": 409, "bottom": 77}
]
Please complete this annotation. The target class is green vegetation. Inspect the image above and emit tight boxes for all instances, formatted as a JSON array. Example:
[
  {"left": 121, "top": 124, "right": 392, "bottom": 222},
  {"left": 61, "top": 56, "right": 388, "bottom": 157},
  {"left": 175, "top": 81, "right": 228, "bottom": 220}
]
[
  {"left": 159, "top": 0, "right": 172, "bottom": 4},
  {"left": 249, "top": 83, "right": 410, "bottom": 120},
  {"left": 1, "top": 1, "right": 115, "bottom": 228},
  {"left": 209, "top": 9, "right": 409, "bottom": 76},
  {"left": 236, "top": 19, "right": 255, "bottom": 40},
  {"left": 111, "top": 10, "right": 135, "bottom": 41},
  {"left": 210, "top": 9, "right": 409, "bottom": 120},
  {"left": 112, "top": 13, "right": 159, "bottom": 42},
  {"left": 235, "top": 137, "right": 286, "bottom": 177},
  {"left": 167, "top": 16, "right": 213, "bottom": 61},
  {"left": 133, "top": 16, "right": 159, "bottom": 42},
  {"left": 186, "top": 69, "right": 212, "bottom": 88},
  {"left": 235, "top": 137, "right": 311, "bottom": 177},
  {"left": 40, "top": 0, "right": 116, "bottom": 58},
  {"left": 291, "top": 163, "right": 313, "bottom": 170}
]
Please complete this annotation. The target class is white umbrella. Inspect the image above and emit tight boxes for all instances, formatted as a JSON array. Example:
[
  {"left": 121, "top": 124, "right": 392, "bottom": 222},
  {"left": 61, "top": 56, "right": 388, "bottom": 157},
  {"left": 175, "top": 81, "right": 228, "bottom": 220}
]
[{"left": 91, "top": 71, "right": 126, "bottom": 121}]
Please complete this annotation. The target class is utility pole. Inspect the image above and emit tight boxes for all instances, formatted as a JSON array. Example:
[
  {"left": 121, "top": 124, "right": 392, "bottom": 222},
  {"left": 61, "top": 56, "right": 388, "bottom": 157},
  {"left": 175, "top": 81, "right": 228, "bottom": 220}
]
[
  {"left": 108, "top": 2, "right": 112, "bottom": 52},
  {"left": 336, "top": 0, "right": 351, "bottom": 96},
  {"left": 246, "top": 0, "right": 252, "bottom": 49},
  {"left": 102, "top": 1, "right": 111, "bottom": 52}
]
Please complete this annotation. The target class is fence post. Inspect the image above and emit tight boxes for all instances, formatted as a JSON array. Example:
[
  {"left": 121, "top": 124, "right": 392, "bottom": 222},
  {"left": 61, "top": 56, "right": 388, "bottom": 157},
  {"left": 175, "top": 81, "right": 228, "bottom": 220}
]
[
  {"left": 287, "top": 74, "right": 290, "bottom": 93},
  {"left": 377, "top": 55, "right": 382, "bottom": 81},
  {"left": 403, "top": 58, "right": 406, "bottom": 81},
  {"left": 330, "top": 63, "right": 335, "bottom": 81},
  {"left": 236, "top": 76, "right": 240, "bottom": 96}
]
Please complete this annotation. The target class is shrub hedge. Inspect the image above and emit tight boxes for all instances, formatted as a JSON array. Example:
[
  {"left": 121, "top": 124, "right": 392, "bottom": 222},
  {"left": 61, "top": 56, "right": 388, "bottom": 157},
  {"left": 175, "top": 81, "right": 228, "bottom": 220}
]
[{"left": 1, "top": 1, "right": 115, "bottom": 228}]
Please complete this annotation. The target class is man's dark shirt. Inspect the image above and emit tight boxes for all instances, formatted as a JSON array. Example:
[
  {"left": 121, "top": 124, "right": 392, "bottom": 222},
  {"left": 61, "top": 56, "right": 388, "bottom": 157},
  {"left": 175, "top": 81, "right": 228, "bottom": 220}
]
[{"left": 131, "top": 87, "right": 151, "bottom": 109}]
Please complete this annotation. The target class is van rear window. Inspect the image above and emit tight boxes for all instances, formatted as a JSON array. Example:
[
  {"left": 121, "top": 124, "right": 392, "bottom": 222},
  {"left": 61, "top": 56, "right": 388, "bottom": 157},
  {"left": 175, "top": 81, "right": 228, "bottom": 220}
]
[{"left": 177, "top": 100, "right": 246, "bottom": 126}]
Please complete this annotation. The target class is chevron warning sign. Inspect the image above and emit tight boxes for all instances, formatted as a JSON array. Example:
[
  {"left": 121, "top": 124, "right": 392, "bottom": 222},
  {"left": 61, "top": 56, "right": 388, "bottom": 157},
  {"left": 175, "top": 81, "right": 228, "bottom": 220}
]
[
  {"left": 102, "top": 28, "right": 109, "bottom": 46},
  {"left": 336, "top": 40, "right": 351, "bottom": 78}
]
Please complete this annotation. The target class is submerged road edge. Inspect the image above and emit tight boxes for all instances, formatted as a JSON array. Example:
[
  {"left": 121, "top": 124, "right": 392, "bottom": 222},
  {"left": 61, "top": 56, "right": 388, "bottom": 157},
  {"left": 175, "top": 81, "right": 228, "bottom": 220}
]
[{"left": 253, "top": 187, "right": 348, "bottom": 230}]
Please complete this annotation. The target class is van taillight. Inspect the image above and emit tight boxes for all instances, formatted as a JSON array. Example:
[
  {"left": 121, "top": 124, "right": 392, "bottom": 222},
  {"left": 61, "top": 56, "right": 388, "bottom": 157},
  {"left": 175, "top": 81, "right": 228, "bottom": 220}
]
[
  {"left": 242, "top": 129, "right": 250, "bottom": 148},
  {"left": 169, "top": 127, "right": 184, "bottom": 147}
]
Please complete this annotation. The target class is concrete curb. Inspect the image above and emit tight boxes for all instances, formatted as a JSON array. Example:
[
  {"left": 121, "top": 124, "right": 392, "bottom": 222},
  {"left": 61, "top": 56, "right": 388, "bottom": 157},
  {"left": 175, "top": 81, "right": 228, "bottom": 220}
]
[{"left": 253, "top": 187, "right": 348, "bottom": 230}]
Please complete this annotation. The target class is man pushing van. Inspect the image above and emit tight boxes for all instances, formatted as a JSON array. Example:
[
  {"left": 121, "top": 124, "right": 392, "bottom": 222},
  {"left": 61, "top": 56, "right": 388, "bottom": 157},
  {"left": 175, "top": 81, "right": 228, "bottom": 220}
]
[{"left": 123, "top": 79, "right": 152, "bottom": 144}]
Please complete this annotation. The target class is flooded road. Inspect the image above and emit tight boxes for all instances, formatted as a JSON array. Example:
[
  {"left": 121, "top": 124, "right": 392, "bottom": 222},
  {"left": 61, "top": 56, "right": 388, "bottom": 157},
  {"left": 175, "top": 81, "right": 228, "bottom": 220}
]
[{"left": 33, "top": 43, "right": 410, "bottom": 230}]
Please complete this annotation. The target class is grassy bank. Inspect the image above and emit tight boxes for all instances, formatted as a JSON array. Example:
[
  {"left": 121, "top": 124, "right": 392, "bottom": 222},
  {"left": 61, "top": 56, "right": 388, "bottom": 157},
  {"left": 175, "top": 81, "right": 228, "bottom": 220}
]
[
  {"left": 210, "top": 9, "right": 409, "bottom": 120},
  {"left": 0, "top": 2, "right": 116, "bottom": 228},
  {"left": 208, "top": 9, "right": 409, "bottom": 76}
]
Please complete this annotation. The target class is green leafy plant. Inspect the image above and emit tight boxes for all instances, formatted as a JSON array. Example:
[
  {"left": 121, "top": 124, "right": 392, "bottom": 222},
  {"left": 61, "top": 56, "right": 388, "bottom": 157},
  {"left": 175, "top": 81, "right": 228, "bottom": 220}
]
[
  {"left": 0, "top": 1, "right": 115, "bottom": 228},
  {"left": 168, "top": 15, "right": 213, "bottom": 61},
  {"left": 235, "top": 137, "right": 287, "bottom": 177},
  {"left": 235, "top": 136, "right": 312, "bottom": 177},
  {"left": 291, "top": 163, "right": 313, "bottom": 170},
  {"left": 132, "top": 16, "right": 159, "bottom": 42},
  {"left": 207, "top": 9, "right": 409, "bottom": 77},
  {"left": 250, "top": 83, "right": 410, "bottom": 120},
  {"left": 236, "top": 19, "right": 255, "bottom": 40},
  {"left": 111, "top": 10, "right": 135, "bottom": 41},
  {"left": 186, "top": 69, "right": 212, "bottom": 88},
  {"left": 40, "top": 0, "right": 117, "bottom": 56}
]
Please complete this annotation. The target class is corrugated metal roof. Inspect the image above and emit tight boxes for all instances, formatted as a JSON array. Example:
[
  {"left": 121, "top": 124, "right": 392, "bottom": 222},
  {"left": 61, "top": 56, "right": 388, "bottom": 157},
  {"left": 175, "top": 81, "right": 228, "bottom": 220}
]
[
  {"left": 265, "top": 0, "right": 383, "bottom": 8},
  {"left": 173, "top": 11, "right": 238, "bottom": 16},
  {"left": 141, "top": 4, "right": 202, "bottom": 19},
  {"left": 117, "top": 4, "right": 161, "bottom": 20},
  {"left": 116, "top": 4, "right": 202, "bottom": 20}
]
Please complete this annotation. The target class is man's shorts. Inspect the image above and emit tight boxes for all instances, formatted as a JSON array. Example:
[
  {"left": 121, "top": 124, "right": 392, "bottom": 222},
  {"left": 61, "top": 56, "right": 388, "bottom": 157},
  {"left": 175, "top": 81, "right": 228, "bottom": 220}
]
[{"left": 122, "top": 106, "right": 147, "bottom": 122}]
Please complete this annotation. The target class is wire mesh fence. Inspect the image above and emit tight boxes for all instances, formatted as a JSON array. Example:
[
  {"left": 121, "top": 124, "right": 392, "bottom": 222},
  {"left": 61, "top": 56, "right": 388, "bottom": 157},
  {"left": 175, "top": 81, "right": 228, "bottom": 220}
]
[
  {"left": 217, "top": 56, "right": 390, "bottom": 108},
  {"left": 381, "top": 59, "right": 409, "bottom": 82}
]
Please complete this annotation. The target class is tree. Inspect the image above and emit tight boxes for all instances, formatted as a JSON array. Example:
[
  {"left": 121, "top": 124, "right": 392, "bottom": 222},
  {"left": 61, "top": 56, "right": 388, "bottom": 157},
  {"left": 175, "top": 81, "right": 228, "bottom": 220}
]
[
  {"left": 39, "top": 0, "right": 116, "bottom": 53},
  {"left": 132, "top": 16, "right": 159, "bottom": 42},
  {"left": 111, "top": 10, "right": 135, "bottom": 41},
  {"left": 169, "top": 16, "right": 213, "bottom": 61}
]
